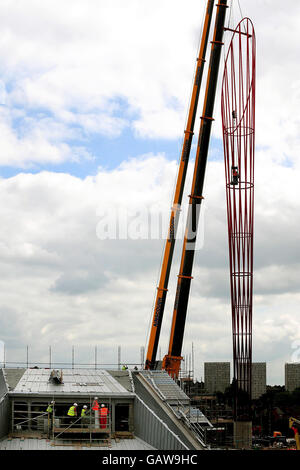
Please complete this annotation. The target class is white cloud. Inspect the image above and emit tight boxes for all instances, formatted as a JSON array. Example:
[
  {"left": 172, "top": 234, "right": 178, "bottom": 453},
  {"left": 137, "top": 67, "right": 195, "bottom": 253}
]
[
  {"left": 0, "top": 107, "right": 92, "bottom": 166},
  {"left": 0, "top": 0, "right": 298, "bottom": 385},
  {"left": 0, "top": 153, "right": 298, "bottom": 383},
  {"left": 0, "top": 1, "right": 298, "bottom": 166},
  {"left": 0, "top": 0, "right": 206, "bottom": 164}
]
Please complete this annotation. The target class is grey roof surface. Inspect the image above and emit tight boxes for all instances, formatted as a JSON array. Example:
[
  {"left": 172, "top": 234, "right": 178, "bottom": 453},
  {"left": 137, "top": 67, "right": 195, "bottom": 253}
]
[
  {"left": 107, "top": 370, "right": 133, "bottom": 392},
  {"left": 0, "top": 370, "right": 8, "bottom": 398},
  {"left": 0, "top": 437, "right": 155, "bottom": 450},
  {"left": 139, "top": 370, "right": 211, "bottom": 427},
  {"left": 140, "top": 370, "right": 190, "bottom": 402},
  {"left": 11, "top": 369, "right": 134, "bottom": 396},
  {"left": 3, "top": 369, "right": 26, "bottom": 391},
  {"left": 172, "top": 405, "right": 211, "bottom": 425}
]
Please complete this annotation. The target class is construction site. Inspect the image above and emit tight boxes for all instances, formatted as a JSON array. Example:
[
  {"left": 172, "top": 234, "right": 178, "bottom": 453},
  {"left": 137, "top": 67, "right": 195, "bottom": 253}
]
[
  {"left": 0, "top": 367, "right": 212, "bottom": 450},
  {"left": 0, "top": 0, "right": 300, "bottom": 454}
]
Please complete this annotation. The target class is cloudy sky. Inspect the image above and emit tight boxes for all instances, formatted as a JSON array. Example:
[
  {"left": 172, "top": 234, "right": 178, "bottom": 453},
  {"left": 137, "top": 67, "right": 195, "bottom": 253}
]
[{"left": 0, "top": 0, "right": 299, "bottom": 385}]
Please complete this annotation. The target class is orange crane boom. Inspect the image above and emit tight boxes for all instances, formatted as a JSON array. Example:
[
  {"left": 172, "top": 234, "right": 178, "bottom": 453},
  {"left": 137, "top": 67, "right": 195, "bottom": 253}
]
[
  {"left": 145, "top": 0, "right": 215, "bottom": 371},
  {"left": 163, "top": 0, "right": 228, "bottom": 378}
]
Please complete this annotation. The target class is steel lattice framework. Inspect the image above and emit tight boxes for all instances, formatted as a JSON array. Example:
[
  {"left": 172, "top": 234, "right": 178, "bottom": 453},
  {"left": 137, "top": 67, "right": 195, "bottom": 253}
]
[{"left": 221, "top": 18, "right": 256, "bottom": 420}]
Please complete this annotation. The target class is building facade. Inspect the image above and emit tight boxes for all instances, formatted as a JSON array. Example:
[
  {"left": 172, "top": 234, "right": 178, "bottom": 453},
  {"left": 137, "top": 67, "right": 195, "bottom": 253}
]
[
  {"left": 285, "top": 363, "right": 300, "bottom": 392},
  {"left": 251, "top": 362, "right": 266, "bottom": 399},
  {"left": 204, "top": 362, "right": 230, "bottom": 394}
]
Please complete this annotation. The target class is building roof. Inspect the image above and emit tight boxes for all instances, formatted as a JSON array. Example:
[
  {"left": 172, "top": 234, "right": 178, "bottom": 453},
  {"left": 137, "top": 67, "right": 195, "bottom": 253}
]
[
  {"left": 139, "top": 370, "right": 190, "bottom": 403},
  {"left": 9, "top": 368, "right": 134, "bottom": 397},
  {"left": 3, "top": 369, "right": 26, "bottom": 391},
  {"left": 107, "top": 370, "right": 133, "bottom": 392},
  {"left": 0, "top": 436, "right": 154, "bottom": 451},
  {"left": 0, "top": 370, "right": 8, "bottom": 399}
]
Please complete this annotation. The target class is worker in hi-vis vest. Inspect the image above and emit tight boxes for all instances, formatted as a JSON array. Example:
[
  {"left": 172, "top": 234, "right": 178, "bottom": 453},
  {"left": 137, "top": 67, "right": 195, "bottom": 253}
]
[
  {"left": 100, "top": 404, "right": 108, "bottom": 429},
  {"left": 67, "top": 403, "right": 77, "bottom": 423},
  {"left": 46, "top": 401, "right": 54, "bottom": 433},
  {"left": 81, "top": 405, "right": 88, "bottom": 418},
  {"left": 46, "top": 401, "right": 54, "bottom": 414}
]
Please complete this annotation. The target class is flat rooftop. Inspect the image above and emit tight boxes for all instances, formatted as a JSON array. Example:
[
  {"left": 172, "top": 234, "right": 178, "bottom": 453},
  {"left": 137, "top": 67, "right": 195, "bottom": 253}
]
[
  {"left": 5, "top": 368, "right": 134, "bottom": 397},
  {"left": 0, "top": 436, "right": 155, "bottom": 451}
]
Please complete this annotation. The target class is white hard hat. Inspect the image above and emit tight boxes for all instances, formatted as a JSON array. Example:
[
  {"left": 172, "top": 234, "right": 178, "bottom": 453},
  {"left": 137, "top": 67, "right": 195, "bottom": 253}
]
[
  {"left": 51, "top": 400, "right": 55, "bottom": 404},
  {"left": 73, "top": 403, "right": 78, "bottom": 406},
  {"left": 101, "top": 404, "right": 105, "bottom": 407},
  {"left": 83, "top": 405, "right": 87, "bottom": 409}
]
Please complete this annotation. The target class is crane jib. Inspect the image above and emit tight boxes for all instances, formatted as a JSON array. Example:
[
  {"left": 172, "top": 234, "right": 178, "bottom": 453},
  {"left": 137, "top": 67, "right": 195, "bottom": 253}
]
[{"left": 145, "top": 0, "right": 216, "bottom": 371}]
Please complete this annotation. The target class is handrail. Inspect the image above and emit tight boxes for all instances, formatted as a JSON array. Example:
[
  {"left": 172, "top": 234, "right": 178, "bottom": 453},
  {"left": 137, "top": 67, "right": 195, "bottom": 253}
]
[
  {"left": 174, "top": 399, "right": 207, "bottom": 446},
  {"left": 13, "top": 411, "right": 48, "bottom": 427}
]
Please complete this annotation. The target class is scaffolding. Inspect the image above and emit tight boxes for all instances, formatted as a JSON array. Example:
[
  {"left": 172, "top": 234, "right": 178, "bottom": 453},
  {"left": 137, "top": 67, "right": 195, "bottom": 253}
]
[{"left": 11, "top": 397, "right": 113, "bottom": 447}]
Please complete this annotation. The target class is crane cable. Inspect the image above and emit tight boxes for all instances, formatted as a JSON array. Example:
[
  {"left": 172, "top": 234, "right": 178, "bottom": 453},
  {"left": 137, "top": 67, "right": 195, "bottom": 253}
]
[
  {"left": 237, "top": 0, "right": 245, "bottom": 24},
  {"left": 223, "top": 0, "right": 246, "bottom": 66},
  {"left": 227, "top": 0, "right": 244, "bottom": 28}
]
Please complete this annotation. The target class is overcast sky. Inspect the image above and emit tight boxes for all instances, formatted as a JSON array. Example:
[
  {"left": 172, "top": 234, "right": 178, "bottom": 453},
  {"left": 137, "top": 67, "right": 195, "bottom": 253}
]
[{"left": 0, "top": 0, "right": 299, "bottom": 385}]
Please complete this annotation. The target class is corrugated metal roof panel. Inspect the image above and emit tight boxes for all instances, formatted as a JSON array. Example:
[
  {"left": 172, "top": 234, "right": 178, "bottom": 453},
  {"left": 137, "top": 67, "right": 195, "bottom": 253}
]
[
  {"left": 0, "top": 370, "right": 8, "bottom": 399},
  {"left": 107, "top": 370, "right": 133, "bottom": 392},
  {"left": 3, "top": 369, "right": 26, "bottom": 391},
  {"left": 140, "top": 370, "right": 190, "bottom": 402},
  {"left": 12, "top": 369, "right": 134, "bottom": 396},
  {"left": 0, "top": 437, "right": 154, "bottom": 450}
]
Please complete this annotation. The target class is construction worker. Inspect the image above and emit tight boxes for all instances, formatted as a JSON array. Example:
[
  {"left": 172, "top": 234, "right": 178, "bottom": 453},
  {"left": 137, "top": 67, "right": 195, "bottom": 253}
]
[
  {"left": 231, "top": 165, "right": 240, "bottom": 185},
  {"left": 122, "top": 365, "right": 128, "bottom": 370},
  {"left": 67, "top": 402, "right": 78, "bottom": 424},
  {"left": 81, "top": 405, "right": 88, "bottom": 418},
  {"left": 100, "top": 403, "right": 108, "bottom": 429},
  {"left": 80, "top": 405, "right": 88, "bottom": 428},
  {"left": 46, "top": 400, "right": 54, "bottom": 433},
  {"left": 46, "top": 400, "right": 54, "bottom": 414}
]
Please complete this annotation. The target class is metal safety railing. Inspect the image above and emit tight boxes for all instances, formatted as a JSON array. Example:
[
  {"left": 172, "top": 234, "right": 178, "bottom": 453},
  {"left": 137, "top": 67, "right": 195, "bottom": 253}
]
[
  {"left": 11, "top": 399, "right": 113, "bottom": 446},
  {"left": 141, "top": 370, "right": 209, "bottom": 448},
  {"left": 52, "top": 413, "right": 111, "bottom": 439},
  {"left": 51, "top": 400, "right": 112, "bottom": 444},
  {"left": 173, "top": 399, "right": 208, "bottom": 447}
]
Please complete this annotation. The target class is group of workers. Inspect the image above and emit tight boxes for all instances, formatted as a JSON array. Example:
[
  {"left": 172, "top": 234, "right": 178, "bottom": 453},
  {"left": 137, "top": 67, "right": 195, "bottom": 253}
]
[
  {"left": 122, "top": 365, "right": 138, "bottom": 370},
  {"left": 66, "top": 403, "right": 89, "bottom": 418},
  {"left": 46, "top": 401, "right": 109, "bottom": 428}
]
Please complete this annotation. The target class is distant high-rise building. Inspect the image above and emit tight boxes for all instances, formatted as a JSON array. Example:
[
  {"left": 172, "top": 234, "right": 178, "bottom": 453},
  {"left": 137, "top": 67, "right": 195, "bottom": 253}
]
[
  {"left": 204, "top": 362, "right": 230, "bottom": 394},
  {"left": 285, "top": 363, "right": 300, "bottom": 392},
  {"left": 251, "top": 362, "right": 266, "bottom": 399}
]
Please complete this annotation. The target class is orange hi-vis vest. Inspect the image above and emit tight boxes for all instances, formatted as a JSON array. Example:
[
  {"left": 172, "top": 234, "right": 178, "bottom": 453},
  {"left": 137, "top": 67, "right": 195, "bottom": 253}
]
[
  {"left": 92, "top": 400, "right": 99, "bottom": 411},
  {"left": 100, "top": 407, "right": 108, "bottom": 416}
]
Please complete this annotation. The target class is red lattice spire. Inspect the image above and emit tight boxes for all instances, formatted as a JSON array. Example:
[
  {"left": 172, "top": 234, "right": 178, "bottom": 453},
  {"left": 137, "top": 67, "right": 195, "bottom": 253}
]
[{"left": 221, "top": 18, "right": 256, "bottom": 420}]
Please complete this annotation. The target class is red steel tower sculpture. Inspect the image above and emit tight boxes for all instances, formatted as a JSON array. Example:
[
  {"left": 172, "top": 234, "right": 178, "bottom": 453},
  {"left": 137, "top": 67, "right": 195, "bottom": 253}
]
[{"left": 221, "top": 18, "right": 256, "bottom": 424}]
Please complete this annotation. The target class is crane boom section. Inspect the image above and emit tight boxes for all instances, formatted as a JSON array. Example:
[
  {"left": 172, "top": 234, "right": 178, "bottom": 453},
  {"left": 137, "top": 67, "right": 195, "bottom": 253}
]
[
  {"left": 145, "top": 0, "right": 215, "bottom": 370},
  {"left": 163, "top": 0, "right": 228, "bottom": 378}
]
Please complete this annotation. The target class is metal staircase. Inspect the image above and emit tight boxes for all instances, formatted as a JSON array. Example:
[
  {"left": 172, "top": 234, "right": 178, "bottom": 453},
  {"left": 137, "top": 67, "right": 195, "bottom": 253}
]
[{"left": 140, "top": 370, "right": 212, "bottom": 447}]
